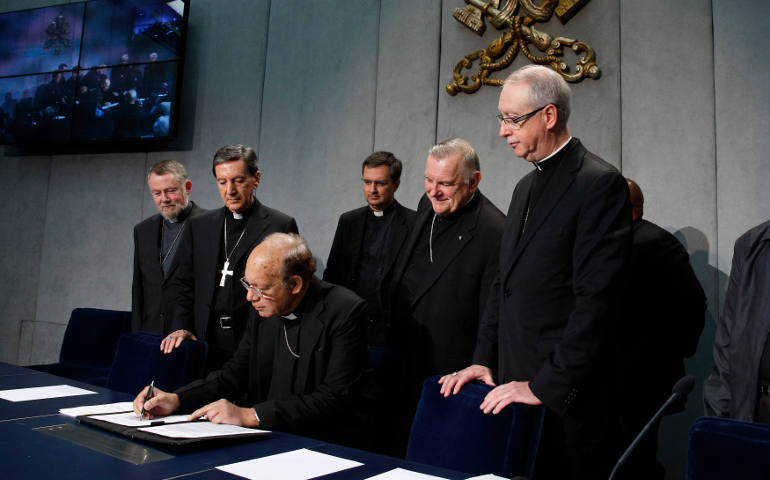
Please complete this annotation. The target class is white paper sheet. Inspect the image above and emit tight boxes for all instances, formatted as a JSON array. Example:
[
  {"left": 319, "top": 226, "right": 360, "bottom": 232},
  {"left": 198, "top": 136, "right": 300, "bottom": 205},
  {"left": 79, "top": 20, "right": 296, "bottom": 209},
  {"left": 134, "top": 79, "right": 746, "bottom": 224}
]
[
  {"left": 0, "top": 384, "right": 97, "bottom": 402},
  {"left": 365, "top": 468, "right": 449, "bottom": 480},
  {"left": 216, "top": 448, "right": 362, "bottom": 480},
  {"left": 88, "top": 411, "right": 192, "bottom": 427},
  {"left": 139, "top": 421, "right": 270, "bottom": 439},
  {"left": 59, "top": 401, "right": 134, "bottom": 417}
]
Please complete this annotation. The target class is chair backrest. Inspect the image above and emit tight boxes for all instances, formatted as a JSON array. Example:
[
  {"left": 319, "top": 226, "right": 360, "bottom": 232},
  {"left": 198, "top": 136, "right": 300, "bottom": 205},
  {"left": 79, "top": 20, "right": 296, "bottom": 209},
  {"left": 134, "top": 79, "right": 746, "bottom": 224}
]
[
  {"left": 406, "top": 375, "right": 545, "bottom": 478},
  {"left": 59, "top": 308, "right": 131, "bottom": 367},
  {"left": 106, "top": 332, "right": 208, "bottom": 395},
  {"left": 688, "top": 416, "right": 770, "bottom": 480}
]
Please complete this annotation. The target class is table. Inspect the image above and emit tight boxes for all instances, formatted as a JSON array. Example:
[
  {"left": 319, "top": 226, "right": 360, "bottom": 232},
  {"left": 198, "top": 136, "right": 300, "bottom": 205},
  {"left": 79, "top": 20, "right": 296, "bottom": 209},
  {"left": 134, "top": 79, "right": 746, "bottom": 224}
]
[
  {"left": 0, "top": 370, "right": 131, "bottom": 422},
  {"left": 0, "top": 362, "right": 38, "bottom": 376},
  {"left": 0, "top": 363, "right": 468, "bottom": 479}
]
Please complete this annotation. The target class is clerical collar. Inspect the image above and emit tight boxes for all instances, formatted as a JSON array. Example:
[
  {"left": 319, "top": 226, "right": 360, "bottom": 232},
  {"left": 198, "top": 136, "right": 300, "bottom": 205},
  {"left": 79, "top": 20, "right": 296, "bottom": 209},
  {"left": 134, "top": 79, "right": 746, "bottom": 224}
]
[
  {"left": 440, "top": 190, "right": 478, "bottom": 221},
  {"left": 166, "top": 202, "right": 194, "bottom": 224},
  {"left": 370, "top": 201, "right": 396, "bottom": 218},
  {"left": 230, "top": 197, "right": 257, "bottom": 221},
  {"left": 533, "top": 136, "right": 573, "bottom": 171},
  {"left": 281, "top": 293, "right": 308, "bottom": 321}
]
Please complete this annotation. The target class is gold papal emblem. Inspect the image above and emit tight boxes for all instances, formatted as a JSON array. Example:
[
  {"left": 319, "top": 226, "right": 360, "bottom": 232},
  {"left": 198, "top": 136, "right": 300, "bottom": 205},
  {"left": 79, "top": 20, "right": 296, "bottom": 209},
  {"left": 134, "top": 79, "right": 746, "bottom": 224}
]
[{"left": 448, "top": 0, "right": 600, "bottom": 95}]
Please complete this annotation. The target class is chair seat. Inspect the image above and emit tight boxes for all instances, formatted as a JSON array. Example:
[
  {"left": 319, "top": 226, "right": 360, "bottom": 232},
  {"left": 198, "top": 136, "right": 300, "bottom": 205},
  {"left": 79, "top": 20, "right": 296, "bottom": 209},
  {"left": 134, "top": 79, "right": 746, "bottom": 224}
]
[
  {"left": 28, "top": 308, "right": 131, "bottom": 386},
  {"left": 406, "top": 375, "right": 544, "bottom": 478},
  {"left": 106, "top": 332, "right": 208, "bottom": 395},
  {"left": 688, "top": 416, "right": 770, "bottom": 479}
]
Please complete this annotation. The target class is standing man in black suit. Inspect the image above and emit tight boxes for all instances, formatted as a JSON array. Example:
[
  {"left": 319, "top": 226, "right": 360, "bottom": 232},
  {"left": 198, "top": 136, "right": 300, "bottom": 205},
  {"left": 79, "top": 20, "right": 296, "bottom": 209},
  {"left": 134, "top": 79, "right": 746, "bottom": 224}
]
[
  {"left": 324, "top": 151, "right": 415, "bottom": 350},
  {"left": 616, "top": 178, "right": 705, "bottom": 479},
  {"left": 387, "top": 138, "right": 505, "bottom": 454},
  {"left": 134, "top": 233, "right": 369, "bottom": 447},
  {"left": 440, "top": 65, "right": 632, "bottom": 479},
  {"left": 162, "top": 144, "right": 298, "bottom": 371},
  {"left": 132, "top": 159, "right": 206, "bottom": 334}
]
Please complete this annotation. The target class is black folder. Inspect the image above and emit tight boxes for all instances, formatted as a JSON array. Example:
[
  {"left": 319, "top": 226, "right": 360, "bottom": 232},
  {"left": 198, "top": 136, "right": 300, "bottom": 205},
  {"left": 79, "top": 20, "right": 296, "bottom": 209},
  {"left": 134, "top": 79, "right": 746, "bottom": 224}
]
[{"left": 77, "top": 413, "right": 271, "bottom": 446}]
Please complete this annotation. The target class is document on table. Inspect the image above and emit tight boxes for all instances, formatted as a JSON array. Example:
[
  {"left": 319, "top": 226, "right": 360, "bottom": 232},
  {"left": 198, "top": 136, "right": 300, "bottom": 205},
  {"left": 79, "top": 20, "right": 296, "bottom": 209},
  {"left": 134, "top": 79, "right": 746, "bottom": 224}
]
[
  {"left": 140, "top": 421, "right": 270, "bottom": 439},
  {"left": 216, "top": 448, "right": 362, "bottom": 480},
  {"left": 0, "top": 384, "right": 97, "bottom": 402},
  {"left": 364, "top": 468, "right": 449, "bottom": 480},
  {"left": 59, "top": 401, "right": 134, "bottom": 417},
  {"left": 88, "top": 411, "right": 192, "bottom": 427}
]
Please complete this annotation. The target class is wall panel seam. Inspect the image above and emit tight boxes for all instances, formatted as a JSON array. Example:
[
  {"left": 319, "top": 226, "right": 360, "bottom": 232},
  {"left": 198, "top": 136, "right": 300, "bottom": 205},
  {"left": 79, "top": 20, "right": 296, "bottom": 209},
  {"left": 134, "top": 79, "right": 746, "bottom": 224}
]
[{"left": 257, "top": 0, "right": 274, "bottom": 154}]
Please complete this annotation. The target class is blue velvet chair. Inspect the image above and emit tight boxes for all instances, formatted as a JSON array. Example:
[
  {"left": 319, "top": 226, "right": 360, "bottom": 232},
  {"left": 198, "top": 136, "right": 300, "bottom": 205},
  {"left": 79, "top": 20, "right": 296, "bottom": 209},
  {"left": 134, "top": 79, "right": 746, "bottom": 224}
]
[
  {"left": 29, "top": 308, "right": 131, "bottom": 386},
  {"left": 406, "top": 375, "right": 545, "bottom": 478},
  {"left": 106, "top": 332, "right": 208, "bottom": 395},
  {"left": 688, "top": 416, "right": 770, "bottom": 479}
]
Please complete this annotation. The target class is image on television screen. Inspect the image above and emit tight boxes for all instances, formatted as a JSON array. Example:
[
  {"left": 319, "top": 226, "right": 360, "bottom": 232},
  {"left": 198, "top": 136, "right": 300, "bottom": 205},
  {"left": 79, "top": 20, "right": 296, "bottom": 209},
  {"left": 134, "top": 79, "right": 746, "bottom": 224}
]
[
  {"left": 0, "top": 0, "right": 188, "bottom": 148},
  {"left": 0, "top": 3, "right": 85, "bottom": 78}
]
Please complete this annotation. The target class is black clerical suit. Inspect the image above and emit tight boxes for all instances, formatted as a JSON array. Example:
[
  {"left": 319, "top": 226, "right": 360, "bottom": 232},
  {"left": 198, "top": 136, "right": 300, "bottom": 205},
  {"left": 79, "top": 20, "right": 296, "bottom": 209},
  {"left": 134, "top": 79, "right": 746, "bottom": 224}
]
[
  {"left": 323, "top": 201, "right": 415, "bottom": 346},
  {"left": 617, "top": 218, "right": 705, "bottom": 479},
  {"left": 388, "top": 192, "right": 504, "bottom": 413},
  {"left": 175, "top": 277, "right": 369, "bottom": 446},
  {"left": 132, "top": 202, "right": 206, "bottom": 334},
  {"left": 473, "top": 138, "right": 632, "bottom": 479},
  {"left": 168, "top": 199, "right": 298, "bottom": 367}
]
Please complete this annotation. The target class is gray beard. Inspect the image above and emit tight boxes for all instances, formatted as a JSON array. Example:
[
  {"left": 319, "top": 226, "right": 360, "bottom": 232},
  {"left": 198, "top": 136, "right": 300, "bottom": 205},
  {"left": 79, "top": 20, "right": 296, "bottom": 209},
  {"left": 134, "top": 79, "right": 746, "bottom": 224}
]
[{"left": 159, "top": 198, "right": 189, "bottom": 221}]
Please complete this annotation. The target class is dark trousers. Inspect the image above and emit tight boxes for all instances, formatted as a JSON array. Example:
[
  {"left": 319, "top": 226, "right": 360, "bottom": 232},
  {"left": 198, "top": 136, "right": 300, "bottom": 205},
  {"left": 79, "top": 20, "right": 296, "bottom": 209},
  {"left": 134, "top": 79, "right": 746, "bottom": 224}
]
[
  {"left": 534, "top": 408, "right": 619, "bottom": 480},
  {"left": 756, "top": 380, "right": 770, "bottom": 422},
  {"left": 205, "top": 322, "right": 237, "bottom": 373}
]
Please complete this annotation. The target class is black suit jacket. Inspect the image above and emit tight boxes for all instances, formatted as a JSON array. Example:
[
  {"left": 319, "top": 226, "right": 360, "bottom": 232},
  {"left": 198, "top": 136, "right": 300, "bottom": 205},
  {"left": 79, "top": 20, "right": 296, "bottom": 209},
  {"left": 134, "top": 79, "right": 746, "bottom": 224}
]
[
  {"left": 324, "top": 201, "right": 415, "bottom": 344},
  {"left": 473, "top": 139, "right": 631, "bottom": 477},
  {"left": 131, "top": 202, "right": 206, "bottom": 334},
  {"left": 323, "top": 201, "right": 415, "bottom": 291},
  {"left": 389, "top": 191, "right": 505, "bottom": 382},
  {"left": 474, "top": 138, "right": 632, "bottom": 417},
  {"left": 175, "top": 277, "right": 369, "bottom": 445},
  {"left": 621, "top": 219, "right": 705, "bottom": 414},
  {"left": 168, "top": 199, "right": 298, "bottom": 341}
]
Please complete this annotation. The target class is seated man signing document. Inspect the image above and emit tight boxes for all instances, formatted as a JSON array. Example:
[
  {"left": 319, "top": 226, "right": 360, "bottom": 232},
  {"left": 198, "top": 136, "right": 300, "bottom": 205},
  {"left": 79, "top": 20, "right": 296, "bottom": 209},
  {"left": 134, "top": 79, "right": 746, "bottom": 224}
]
[{"left": 133, "top": 233, "right": 369, "bottom": 446}]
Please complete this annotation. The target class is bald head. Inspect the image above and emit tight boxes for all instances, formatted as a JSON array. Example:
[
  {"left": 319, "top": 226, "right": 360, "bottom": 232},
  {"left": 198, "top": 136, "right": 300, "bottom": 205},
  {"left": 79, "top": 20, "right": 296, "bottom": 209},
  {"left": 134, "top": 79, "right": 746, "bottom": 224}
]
[
  {"left": 626, "top": 178, "right": 644, "bottom": 221},
  {"left": 244, "top": 233, "right": 316, "bottom": 317}
]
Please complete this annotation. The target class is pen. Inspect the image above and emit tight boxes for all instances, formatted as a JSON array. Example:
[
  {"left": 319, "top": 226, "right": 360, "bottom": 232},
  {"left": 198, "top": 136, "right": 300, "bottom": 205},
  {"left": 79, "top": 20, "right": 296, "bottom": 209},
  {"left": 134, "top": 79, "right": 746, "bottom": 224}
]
[{"left": 139, "top": 380, "right": 155, "bottom": 420}]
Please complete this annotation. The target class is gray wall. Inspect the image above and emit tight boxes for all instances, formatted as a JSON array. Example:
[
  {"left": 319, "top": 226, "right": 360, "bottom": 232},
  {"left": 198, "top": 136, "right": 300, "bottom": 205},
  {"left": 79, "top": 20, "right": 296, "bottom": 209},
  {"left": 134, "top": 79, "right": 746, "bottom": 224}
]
[{"left": 1, "top": 0, "right": 768, "bottom": 477}]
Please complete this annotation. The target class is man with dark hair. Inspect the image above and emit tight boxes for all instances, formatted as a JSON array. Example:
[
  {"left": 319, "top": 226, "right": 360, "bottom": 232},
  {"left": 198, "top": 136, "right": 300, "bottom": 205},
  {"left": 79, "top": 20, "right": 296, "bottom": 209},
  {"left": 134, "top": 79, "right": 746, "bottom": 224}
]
[
  {"left": 440, "top": 65, "right": 632, "bottom": 479},
  {"left": 135, "top": 233, "right": 369, "bottom": 447},
  {"left": 615, "top": 178, "right": 705, "bottom": 479},
  {"left": 132, "top": 160, "right": 206, "bottom": 334},
  {"left": 324, "top": 151, "right": 415, "bottom": 348},
  {"left": 163, "top": 144, "right": 298, "bottom": 371},
  {"left": 385, "top": 138, "right": 505, "bottom": 454}
]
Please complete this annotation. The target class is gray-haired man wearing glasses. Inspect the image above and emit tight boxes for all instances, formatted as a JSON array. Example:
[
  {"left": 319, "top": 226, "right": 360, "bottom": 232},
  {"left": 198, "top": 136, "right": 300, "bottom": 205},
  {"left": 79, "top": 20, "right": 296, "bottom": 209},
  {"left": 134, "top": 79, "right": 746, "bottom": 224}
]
[{"left": 440, "top": 65, "right": 632, "bottom": 479}]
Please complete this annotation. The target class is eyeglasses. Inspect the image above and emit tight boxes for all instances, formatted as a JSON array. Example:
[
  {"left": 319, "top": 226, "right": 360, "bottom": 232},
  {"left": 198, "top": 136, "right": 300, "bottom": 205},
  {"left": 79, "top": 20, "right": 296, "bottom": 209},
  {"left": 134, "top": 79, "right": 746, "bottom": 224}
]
[
  {"left": 239, "top": 277, "right": 276, "bottom": 300},
  {"left": 497, "top": 105, "right": 550, "bottom": 129}
]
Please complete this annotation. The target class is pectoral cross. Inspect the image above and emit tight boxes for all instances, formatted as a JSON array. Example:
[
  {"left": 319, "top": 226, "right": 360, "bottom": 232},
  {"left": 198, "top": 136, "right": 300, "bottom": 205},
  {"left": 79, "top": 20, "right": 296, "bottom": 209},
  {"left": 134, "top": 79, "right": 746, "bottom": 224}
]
[{"left": 219, "top": 260, "right": 234, "bottom": 287}]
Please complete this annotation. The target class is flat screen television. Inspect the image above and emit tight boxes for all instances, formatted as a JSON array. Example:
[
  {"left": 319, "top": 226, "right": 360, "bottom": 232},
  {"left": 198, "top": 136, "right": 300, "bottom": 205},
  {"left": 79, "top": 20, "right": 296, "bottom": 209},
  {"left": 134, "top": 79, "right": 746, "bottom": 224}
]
[{"left": 0, "top": 0, "right": 189, "bottom": 149}]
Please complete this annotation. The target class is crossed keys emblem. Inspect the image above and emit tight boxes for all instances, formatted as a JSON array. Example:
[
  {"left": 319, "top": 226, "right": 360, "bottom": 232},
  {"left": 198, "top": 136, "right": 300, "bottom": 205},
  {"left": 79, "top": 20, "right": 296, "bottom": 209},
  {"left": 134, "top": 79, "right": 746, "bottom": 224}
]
[{"left": 447, "top": 0, "right": 600, "bottom": 95}]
